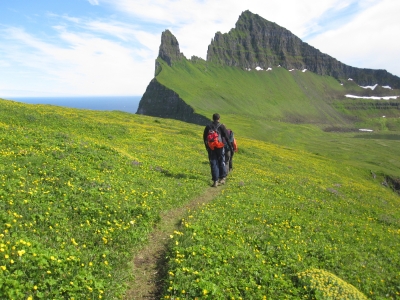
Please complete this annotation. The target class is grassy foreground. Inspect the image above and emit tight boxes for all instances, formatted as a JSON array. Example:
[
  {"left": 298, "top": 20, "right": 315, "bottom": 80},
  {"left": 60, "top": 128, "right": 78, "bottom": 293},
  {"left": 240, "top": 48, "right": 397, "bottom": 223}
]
[
  {"left": 0, "top": 99, "right": 399, "bottom": 299},
  {"left": 162, "top": 140, "right": 400, "bottom": 299},
  {"left": 0, "top": 99, "right": 210, "bottom": 299}
]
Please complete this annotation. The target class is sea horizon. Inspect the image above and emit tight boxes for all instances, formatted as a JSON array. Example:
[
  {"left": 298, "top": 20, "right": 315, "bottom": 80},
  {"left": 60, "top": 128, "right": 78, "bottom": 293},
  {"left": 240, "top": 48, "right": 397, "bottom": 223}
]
[{"left": 7, "top": 95, "right": 141, "bottom": 114}]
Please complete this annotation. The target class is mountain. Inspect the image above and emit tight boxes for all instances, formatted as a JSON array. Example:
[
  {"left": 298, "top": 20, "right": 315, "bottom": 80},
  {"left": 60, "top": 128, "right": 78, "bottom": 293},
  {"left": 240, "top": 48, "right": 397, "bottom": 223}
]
[
  {"left": 137, "top": 10, "right": 400, "bottom": 128},
  {"left": 207, "top": 10, "right": 400, "bottom": 88},
  {"left": 137, "top": 30, "right": 209, "bottom": 125}
]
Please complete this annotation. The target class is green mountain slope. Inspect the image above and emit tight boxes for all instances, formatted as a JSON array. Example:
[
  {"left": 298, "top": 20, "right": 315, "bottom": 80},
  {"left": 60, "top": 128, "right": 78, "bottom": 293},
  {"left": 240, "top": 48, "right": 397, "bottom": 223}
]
[
  {"left": 153, "top": 55, "right": 400, "bottom": 127},
  {"left": 156, "top": 58, "right": 348, "bottom": 124},
  {"left": 145, "top": 57, "right": 400, "bottom": 178}
]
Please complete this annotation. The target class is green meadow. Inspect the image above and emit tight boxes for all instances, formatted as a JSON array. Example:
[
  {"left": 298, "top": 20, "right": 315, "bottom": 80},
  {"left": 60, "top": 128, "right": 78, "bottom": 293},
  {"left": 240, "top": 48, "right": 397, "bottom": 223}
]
[
  {"left": 162, "top": 139, "right": 399, "bottom": 299},
  {"left": 0, "top": 100, "right": 210, "bottom": 299},
  {"left": 154, "top": 59, "right": 399, "bottom": 298},
  {"left": 0, "top": 96, "right": 399, "bottom": 299},
  {"left": 156, "top": 58, "right": 400, "bottom": 178}
]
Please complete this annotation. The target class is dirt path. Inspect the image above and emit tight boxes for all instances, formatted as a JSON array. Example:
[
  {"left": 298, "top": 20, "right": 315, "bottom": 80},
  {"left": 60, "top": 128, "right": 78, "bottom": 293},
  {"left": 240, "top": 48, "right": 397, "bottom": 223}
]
[{"left": 124, "top": 186, "right": 222, "bottom": 299}]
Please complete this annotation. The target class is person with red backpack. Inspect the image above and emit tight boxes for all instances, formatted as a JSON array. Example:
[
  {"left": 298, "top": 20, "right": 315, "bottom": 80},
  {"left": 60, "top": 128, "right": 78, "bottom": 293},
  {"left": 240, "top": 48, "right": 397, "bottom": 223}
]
[{"left": 203, "top": 113, "right": 233, "bottom": 187}]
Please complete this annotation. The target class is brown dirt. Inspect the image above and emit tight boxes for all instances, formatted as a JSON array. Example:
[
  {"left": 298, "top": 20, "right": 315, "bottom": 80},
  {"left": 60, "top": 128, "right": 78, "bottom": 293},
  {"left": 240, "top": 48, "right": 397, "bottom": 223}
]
[{"left": 123, "top": 186, "right": 222, "bottom": 299}]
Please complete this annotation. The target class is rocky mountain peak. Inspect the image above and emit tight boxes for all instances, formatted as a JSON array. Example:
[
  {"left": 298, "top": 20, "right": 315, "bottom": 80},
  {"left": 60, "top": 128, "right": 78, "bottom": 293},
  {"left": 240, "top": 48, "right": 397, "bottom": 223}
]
[
  {"left": 158, "top": 30, "right": 184, "bottom": 67},
  {"left": 207, "top": 10, "right": 400, "bottom": 88}
]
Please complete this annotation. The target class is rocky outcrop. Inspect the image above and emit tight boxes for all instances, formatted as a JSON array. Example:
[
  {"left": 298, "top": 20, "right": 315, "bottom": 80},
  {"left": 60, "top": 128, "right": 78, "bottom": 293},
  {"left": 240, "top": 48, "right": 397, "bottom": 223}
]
[
  {"left": 207, "top": 10, "right": 400, "bottom": 88},
  {"left": 139, "top": 30, "right": 209, "bottom": 124},
  {"left": 155, "top": 30, "right": 185, "bottom": 76},
  {"left": 385, "top": 175, "right": 400, "bottom": 195},
  {"left": 136, "top": 78, "right": 209, "bottom": 125}
]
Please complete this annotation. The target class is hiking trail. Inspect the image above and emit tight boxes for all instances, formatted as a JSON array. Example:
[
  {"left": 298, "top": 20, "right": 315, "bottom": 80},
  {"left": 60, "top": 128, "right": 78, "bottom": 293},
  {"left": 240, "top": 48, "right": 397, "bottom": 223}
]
[{"left": 124, "top": 186, "right": 222, "bottom": 299}]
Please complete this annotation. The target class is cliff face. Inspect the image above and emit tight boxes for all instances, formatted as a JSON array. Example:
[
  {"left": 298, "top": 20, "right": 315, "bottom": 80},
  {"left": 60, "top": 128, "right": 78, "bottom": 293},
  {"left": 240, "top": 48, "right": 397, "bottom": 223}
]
[
  {"left": 136, "top": 78, "right": 209, "bottom": 125},
  {"left": 138, "top": 30, "right": 209, "bottom": 124},
  {"left": 207, "top": 10, "right": 400, "bottom": 88}
]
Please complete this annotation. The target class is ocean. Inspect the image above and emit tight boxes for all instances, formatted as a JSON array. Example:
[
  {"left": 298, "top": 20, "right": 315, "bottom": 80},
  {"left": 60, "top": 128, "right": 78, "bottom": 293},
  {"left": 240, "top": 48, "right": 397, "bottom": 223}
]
[{"left": 8, "top": 96, "right": 141, "bottom": 114}]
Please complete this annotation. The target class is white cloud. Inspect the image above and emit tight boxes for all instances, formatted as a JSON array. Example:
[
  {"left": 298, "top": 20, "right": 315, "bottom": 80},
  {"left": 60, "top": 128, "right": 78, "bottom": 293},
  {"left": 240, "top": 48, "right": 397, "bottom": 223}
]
[
  {"left": 60, "top": 16, "right": 138, "bottom": 42},
  {"left": 0, "top": 60, "right": 11, "bottom": 67},
  {"left": 1, "top": 0, "right": 399, "bottom": 98},
  {"left": 88, "top": 0, "right": 99, "bottom": 5},
  {"left": 306, "top": 0, "right": 400, "bottom": 76},
  {"left": 0, "top": 22, "right": 156, "bottom": 96},
  {"left": 100, "top": 0, "right": 374, "bottom": 60}
]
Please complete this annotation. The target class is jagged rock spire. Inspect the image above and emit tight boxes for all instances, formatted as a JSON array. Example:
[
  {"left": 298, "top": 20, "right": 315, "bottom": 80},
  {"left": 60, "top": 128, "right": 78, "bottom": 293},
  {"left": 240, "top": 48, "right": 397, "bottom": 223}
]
[{"left": 158, "top": 30, "right": 184, "bottom": 67}]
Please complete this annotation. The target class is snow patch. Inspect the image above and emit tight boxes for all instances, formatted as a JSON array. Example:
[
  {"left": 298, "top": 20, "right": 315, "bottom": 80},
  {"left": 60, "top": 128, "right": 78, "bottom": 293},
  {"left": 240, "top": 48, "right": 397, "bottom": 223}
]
[
  {"left": 266, "top": 67, "right": 272, "bottom": 71},
  {"left": 382, "top": 85, "right": 392, "bottom": 89},
  {"left": 345, "top": 94, "right": 399, "bottom": 100},
  {"left": 359, "top": 129, "right": 373, "bottom": 132},
  {"left": 360, "top": 84, "right": 378, "bottom": 90},
  {"left": 348, "top": 78, "right": 353, "bottom": 81},
  {"left": 255, "top": 66, "right": 263, "bottom": 71},
  {"left": 289, "top": 69, "right": 295, "bottom": 72},
  {"left": 302, "top": 69, "right": 307, "bottom": 73}
]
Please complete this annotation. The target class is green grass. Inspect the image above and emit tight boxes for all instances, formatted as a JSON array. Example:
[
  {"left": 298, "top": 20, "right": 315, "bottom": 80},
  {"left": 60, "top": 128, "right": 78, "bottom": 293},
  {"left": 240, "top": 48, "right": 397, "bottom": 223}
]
[
  {"left": 156, "top": 59, "right": 348, "bottom": 124},
  {"left": 0, "top": 97, "right": 399, "bottom": 299},
  {"left": 162, "top": 140, "right": 400, "bottom": 299},
  {"left": 0, "top": 99, "right": 210, "bottom": 299},
  {"left": 157, "top": 59, "right": 400, "bottom": 298},
  {"left": 155, "top": 59, "right": 400, "bottom": 178},
  {"left": 156, "top": 58, "right": 400, "bottom": 127}
]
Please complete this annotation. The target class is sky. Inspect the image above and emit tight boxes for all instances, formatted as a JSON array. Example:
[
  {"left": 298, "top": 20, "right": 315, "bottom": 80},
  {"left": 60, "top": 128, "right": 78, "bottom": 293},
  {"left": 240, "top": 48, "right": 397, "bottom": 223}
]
[{"left": 1, "top": 0, "right": 399, "bottom": 98}]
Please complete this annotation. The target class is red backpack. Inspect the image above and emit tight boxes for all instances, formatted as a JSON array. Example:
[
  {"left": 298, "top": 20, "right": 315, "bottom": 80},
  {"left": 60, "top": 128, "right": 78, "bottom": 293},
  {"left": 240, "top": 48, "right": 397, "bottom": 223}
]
[{"left": 207, "top": 123, "right": 225, "bottom": 150}]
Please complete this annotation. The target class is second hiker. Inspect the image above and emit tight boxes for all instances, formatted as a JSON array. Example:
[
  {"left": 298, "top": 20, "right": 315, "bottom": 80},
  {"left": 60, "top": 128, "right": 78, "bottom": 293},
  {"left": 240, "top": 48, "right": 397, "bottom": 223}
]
[
  {"left": 203, "top": 113, "right": 233, "bottom": 187},
  {"left": 224, "top": 128, "right": 238, "bottom": 175}
]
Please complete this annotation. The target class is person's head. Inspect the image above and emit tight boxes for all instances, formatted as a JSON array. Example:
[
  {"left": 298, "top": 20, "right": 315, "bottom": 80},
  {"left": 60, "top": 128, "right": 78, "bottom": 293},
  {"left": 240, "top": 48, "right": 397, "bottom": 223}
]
[{"left": 212, "top": 113, "right": 220, "bottom": 122}]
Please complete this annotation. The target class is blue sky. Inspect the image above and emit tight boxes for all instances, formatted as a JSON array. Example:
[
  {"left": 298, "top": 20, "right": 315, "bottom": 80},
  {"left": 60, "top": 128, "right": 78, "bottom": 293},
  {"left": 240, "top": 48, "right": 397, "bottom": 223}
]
[{"left": 1, "top": 0, "right": 399, "bottom": 97}]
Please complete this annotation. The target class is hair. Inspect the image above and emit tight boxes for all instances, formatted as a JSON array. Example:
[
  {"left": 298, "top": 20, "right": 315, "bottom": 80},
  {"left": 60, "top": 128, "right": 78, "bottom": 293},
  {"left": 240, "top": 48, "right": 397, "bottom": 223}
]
[{"left": 212, "top": 113, "right": 220, "bottom": 121}]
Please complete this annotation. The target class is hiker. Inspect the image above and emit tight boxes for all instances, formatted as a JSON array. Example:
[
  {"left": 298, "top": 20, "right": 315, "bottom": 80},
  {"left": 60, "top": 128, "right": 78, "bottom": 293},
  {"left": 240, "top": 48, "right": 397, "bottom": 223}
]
[
  {"left": 203, "top": 113, "right": 233, "bottom": 187},
  {"left": 224, "top": 129, "right": 238, "bottom": 175}
]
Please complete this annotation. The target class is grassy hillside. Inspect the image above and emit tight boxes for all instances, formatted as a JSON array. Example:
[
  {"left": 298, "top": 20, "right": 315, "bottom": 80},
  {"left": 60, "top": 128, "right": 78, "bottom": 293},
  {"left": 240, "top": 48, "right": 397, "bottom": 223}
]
[
  {"left": 155, "top": 58, "right": 400, "bottom": 178},
  {"left": 162, "top": 139, "right": 400, "bottom": 299},
  {"left": 0, "top": 99, "right": 399, "bottom": 299},
  {"left": 0, "top": 99, "right": 210, "bottom": 299},
  {"left": 156, "top": 59, "right": 347, "bottom": 124}
]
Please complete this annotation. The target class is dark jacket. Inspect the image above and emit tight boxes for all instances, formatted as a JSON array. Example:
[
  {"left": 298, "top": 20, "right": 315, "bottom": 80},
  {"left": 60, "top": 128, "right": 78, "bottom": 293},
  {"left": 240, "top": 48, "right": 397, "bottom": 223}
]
[{"left": 203, "top": 121, "right": 233, "bottom": 151}]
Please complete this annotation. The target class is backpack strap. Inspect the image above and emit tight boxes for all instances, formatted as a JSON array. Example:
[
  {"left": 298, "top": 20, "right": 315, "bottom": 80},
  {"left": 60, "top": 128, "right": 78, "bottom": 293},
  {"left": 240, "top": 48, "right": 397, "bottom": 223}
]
[{"left": 212, "top": 122, "right": 222, "bottom": 131}]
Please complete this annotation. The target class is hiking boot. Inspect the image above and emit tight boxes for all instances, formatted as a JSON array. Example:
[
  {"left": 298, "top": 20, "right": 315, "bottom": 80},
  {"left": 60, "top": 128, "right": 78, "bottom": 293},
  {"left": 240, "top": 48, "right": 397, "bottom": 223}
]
[
  {"left": 219, "top": 178, "right": 226, "bottom": 185},
  {"left": 211, "top": 181, "right": 218, "bottom": 187}
]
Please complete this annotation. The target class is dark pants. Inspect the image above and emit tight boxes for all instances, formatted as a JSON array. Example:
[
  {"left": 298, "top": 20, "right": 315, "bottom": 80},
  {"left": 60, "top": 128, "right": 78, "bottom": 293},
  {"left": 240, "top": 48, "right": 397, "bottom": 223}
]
[
  {"left": 208, "top": 147, "right": 226, "bottom": 182},
  {"left": 225, "top": 149, "right": 232, "bottom": 174}
]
